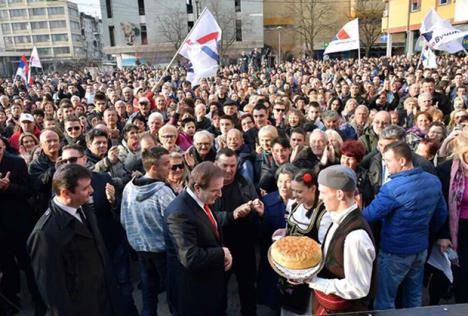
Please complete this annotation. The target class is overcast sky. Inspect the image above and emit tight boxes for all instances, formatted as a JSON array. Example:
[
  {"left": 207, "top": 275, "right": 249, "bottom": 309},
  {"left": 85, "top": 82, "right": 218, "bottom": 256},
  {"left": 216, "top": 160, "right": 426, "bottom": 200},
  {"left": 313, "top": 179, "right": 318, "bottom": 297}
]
[{"left": 72, "top": 0, "right": 101, "bottom": 17}]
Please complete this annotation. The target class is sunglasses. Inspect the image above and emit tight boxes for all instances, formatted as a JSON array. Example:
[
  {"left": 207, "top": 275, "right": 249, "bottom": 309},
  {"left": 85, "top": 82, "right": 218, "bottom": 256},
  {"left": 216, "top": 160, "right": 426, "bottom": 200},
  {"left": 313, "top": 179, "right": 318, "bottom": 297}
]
[
  {"left": 62, "top": 155, "right": 83, "bottom": 164},
  {"left": 171, "top": 164, "right": 184, "bottom": 171},
  {"left": 67, "top": 126, "right": 81, "bottom": 132},
  {"left": 274, "top": 108, "right": 285, "bottom": 112}
]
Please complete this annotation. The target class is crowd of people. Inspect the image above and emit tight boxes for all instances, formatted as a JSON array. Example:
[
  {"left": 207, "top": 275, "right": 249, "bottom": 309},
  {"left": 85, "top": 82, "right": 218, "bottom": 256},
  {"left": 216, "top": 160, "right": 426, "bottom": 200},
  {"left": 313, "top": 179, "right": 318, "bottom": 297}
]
[{"left": 0, "top": 52, "right": 468, "bottom": 316}]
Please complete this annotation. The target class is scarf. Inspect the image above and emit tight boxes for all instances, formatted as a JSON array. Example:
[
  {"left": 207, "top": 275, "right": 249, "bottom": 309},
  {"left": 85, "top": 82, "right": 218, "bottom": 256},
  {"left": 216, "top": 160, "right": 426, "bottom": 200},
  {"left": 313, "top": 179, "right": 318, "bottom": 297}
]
[{"left": 448, "top": 158, "right": 468, "bottom": 250}]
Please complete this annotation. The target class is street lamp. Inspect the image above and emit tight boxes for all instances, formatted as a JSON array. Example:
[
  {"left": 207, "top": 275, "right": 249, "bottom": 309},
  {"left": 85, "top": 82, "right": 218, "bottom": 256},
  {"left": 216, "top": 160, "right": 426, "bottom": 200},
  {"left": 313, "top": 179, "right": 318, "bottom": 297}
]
[{"left": 276, "top": 26, "right": 283, "bottom": 64}]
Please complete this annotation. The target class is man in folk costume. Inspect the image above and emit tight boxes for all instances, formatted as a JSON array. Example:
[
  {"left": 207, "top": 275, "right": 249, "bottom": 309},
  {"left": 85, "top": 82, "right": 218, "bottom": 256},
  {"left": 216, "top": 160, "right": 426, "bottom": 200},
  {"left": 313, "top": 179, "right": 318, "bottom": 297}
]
[{"left": 306, "top": 165, "right": 376, "bottom": 314}]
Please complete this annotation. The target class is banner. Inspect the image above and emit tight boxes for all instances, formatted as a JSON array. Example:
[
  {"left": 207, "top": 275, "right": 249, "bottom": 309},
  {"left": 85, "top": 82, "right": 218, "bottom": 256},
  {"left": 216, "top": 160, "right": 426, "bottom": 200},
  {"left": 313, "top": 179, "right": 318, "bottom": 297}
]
[
  {"left": 422, "top": 46, "right": 437, "bottom": 69},
  {"left": 420, "top": 9, "right": 468, "bottom": 53},
  {"left": 324, "top": 19, "right": 360, "bottom": 55}
]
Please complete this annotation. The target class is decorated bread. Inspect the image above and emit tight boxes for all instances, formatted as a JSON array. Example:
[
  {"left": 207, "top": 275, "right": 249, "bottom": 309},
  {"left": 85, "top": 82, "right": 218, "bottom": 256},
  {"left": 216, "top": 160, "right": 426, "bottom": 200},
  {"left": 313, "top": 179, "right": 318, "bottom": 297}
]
[{"left": 271, "top": 236, "right": 321, "bottom": 270}]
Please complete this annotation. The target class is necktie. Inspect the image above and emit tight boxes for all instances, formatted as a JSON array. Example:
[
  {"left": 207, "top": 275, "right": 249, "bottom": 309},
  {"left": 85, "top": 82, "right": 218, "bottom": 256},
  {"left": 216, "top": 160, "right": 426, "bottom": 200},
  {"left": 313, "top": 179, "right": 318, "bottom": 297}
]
[
  {"left": 203, "top": 204, "right": 219, "bottom": 239},
  {"left": 77, "top": 207, "right": 88, "bottom": 225}
]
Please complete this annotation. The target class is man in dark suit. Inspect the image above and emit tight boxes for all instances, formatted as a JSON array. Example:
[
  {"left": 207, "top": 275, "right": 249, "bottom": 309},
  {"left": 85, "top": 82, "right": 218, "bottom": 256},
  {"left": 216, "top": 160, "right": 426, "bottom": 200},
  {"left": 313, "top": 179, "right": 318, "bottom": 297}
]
[
  {"left": 27, "top": 164, "right": 123, "bottom": 316},
  {"left": 0, "top": 137, "right": 45, "bottom": 316},
  {"left": 164, "top": 161, "right": 252, "bottom": 316}
]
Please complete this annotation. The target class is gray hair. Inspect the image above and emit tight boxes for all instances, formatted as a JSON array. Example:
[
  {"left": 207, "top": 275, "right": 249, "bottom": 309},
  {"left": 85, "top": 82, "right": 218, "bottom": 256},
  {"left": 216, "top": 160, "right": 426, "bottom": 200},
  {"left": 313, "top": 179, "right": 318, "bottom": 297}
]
[
  {"left": 322, "top": 110, "right": 339, "bottom": 121},
  {"left": 355, "top": 104, "right": 369, "bottom": 113},
  {"left": 275, "top": 163, "right": 299, "bottom": 180},
  {"left": 418, "top": 92, "right": 432, "bottom": 103},
  {"left": 380, "top": 125, "right": 406, "bottom": 141},
  {"left": 194, "top": 130, "right": 214, "bottom": 142},
  {"left": 148, "top": 112, "right": 164, "bottom": 123}
]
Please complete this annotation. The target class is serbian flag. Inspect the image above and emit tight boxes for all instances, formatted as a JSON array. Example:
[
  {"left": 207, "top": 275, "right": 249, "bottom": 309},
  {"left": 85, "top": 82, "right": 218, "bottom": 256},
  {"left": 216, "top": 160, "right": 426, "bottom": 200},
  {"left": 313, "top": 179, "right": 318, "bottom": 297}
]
[
  {"left": 324, "top": 19, "right": 360, "bottom": 55},
  {"left": 15, "top": 55, "right": 29, "bottom": 83},
  {"left": 179, "top": 8, "right": 221, "bottom": 86}
]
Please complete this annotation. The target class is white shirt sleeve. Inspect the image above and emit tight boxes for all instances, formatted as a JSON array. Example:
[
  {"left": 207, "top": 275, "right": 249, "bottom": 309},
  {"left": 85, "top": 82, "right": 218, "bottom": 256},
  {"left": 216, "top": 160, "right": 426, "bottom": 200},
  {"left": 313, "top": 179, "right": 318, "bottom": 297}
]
[{"left": 308, "top": 229, "right": 375, "bottom": 300}]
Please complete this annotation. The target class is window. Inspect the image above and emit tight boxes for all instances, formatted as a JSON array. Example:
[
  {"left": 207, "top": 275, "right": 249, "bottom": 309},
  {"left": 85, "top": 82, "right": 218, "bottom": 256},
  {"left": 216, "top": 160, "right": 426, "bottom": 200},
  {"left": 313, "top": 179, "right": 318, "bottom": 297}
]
[
  {"left": 0, "top": 10, "right": 8, "bottom": 18},
  {"left": 31, "top": 21, "right": 48, "bottom": 29},
  {"left": 106, "top": 0, "right": 112, "bottom": 18},
  {"left": 48, "top": 7, "right": 65, "bottom": 15},
  {"left": 37, "top": 47, "right": 52, "bottom": 55},
  {"left": 439, "top": 0, "right": 450, "bottom": 5},
  {"left": 235, "top": 0, "right": 241, "bottom": 12},
  {"left": 33, "top": 34, "right": 50, "bottom": 42},
  {"left": 186, "top": 0, "right": 193, "bottom": 14},
  {"left": 4, "top": 36, "right": 13, "bottom": 45},
  {"left": 1, "top": 23, "right": 10, "bottom": 34},
  {"left": 69, "top": 8, "right": 79, "bottom": 17},
  {"left": 138, "top": 0, "right": 145, "bottom": 15},
  {"left": 11, "top": 22, "right": 28, "bottom": 30},
  {"left": 8, "top": 0, "right": 23, "bottom": 3},
  {"left": 188, "top": 21, "right": 194, "bottom": 30},
  {"left": 9, "top": 9, "right": 27, "bottom": 17},
  {"left": 109, "top": 25, "right": 115, "bottom": 47},
  {"left": 140, "top": 23, "right": 147, "bottom": 44},
  {"left": 410, "top": 0, "right": 421, "bottom": 12},
  {"left": 29, "top": 8, "right": 46, "bottom": 16},
  {"left": 70, "top": 21, "right": 80, "bottom": 31},
  {"left": 52, "top": 33, "right": 68, "bottom": 42},
  {"left": 54, "top": 47, "right": 70, "bottom": 54},
  {"left": 72, "top": 34, "right": 82, "bottom": 42},
  {"left": 50, "top": 20, "right": 66, "bottom": 28},
  {"left": 14, "top": 35, "right": 31, "bottom": 43},
  {"left": 235, "top": 20, "right": 242, "bottom": 41}
]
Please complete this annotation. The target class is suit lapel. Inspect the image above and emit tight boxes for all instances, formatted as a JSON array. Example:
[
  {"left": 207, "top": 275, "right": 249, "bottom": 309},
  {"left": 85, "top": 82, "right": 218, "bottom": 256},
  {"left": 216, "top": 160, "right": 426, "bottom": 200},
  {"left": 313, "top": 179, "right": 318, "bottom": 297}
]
[{"left": 182, "top": 191, "right": 221, "bottom": 242}]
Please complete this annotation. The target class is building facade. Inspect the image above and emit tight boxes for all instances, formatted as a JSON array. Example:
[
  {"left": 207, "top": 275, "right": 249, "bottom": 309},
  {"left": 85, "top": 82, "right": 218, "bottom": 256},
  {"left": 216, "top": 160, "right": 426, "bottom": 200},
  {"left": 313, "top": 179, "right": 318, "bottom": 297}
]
[
  {"left": 382, "top": 0, "right": 468, "bottom": 56},
  {"left": 99, "top": 0, "right": 264, "bottom": 65},
  {"left": 80, "top": 12, "right": 103, "bottom": 62}
]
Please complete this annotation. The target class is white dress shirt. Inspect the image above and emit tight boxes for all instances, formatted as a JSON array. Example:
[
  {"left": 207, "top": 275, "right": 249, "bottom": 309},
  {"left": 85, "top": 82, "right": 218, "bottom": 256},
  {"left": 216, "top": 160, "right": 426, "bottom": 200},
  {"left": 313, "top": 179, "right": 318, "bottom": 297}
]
[
  {"left": 308, "top": 204, "right": 375, "bottom": 300},
  {"left": 53, "top": 196, "right": 83, "bottom": 223}
]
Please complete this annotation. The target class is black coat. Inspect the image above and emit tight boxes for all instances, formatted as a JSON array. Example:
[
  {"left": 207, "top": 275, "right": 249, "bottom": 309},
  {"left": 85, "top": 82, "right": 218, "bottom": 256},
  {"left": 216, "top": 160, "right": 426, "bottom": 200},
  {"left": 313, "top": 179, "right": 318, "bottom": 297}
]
[
  {"left": 0, "top": 153, "right": 35, "bottom": 234},
  {"left": 27, "top": 200, "right": 124, "bottom": 316},
  {"left": 164, "top": 190, "right": 234, "bottom": 316},
  {"left": 28, "top": 150, "right": 56, "bottom": 215}
]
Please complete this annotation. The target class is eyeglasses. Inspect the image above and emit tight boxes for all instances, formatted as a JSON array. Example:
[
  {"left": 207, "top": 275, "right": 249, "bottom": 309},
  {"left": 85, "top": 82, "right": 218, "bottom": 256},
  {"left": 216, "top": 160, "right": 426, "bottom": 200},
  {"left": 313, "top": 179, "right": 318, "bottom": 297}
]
[
  {"left": 161, "top": 135, "right": 176, "bottom": 139},
  {"left": 62, "top": 155, "right": 83, "bottom": 164},
  {"left": 67, "top": 126, "right": 81, "bottom": 132},
  {"left": 139, "top": 102, "right": 149, "bottom": 106},
  {"left": 196, "top": 142, "right": 211, "bottom": 147},
  {"left": 171, "top": 164, "right": 185, "bottom": 171}
]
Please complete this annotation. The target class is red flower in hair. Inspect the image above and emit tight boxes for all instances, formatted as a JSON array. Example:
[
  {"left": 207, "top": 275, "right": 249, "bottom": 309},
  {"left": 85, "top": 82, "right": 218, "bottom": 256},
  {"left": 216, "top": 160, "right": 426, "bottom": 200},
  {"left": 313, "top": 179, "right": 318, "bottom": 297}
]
[{"left": 303, "top": 173, "right": 312, "bottom": 183}]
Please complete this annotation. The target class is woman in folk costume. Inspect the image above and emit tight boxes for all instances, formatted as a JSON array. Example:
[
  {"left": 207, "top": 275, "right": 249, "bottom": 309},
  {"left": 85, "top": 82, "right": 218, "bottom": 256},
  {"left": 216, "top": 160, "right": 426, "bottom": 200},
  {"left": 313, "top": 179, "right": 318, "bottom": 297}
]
[
  {"left": 275, "top": 169, "right": 331, "bottom": 315},
  {"left": 303, "top": 165, "right": 376, "bottom": 315}
]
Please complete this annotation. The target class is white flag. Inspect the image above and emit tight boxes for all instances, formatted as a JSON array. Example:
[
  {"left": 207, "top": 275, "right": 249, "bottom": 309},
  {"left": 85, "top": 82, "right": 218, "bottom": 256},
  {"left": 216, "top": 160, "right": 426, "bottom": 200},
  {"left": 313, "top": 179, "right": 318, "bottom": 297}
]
[
  {"left": 420, "top": 9, "right": 468, "bottom": 53},
  {"left": 179, "top": 9, "right": 221, "bottom": 86},
  {"left": 422, "top": 46, "right": 437, "bottom": 69},
  {"left": 324, "top": 19, "right": 360, "bottom": 55},
  {"left": 29, "top": 46, "right": 42, "bottom": 68}
]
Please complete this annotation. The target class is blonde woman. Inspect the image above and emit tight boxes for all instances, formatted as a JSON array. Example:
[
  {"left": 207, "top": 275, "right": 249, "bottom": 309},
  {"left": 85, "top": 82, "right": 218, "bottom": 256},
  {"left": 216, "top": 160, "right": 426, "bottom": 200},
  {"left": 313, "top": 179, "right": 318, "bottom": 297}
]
[{"left": 437, "top": 135, "right": 468, "bottom": 303}]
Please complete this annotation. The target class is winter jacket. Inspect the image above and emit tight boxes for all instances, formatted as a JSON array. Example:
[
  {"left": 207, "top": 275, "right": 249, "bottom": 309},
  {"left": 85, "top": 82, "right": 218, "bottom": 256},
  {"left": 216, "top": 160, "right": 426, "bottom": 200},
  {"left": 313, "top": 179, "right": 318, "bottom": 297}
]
[
  {"left": 121, "top": 176, "right": 176, "bottom": 253},
  {"left": 363, "top": 167, "right": 447, "bottom": 255},
  {"left": 85, "top": 148, "right": 131, "bottom": 191},
  {"left": 29, "top": 150, "right": 56, "bottom": 215}
]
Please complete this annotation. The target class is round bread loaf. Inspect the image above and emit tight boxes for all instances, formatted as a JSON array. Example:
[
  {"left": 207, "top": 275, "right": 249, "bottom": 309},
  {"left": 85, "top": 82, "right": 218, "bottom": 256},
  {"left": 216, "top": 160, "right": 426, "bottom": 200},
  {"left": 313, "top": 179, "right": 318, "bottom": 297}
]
[{"left": 271, "top": 236, "right": 321, "bottom": 270}]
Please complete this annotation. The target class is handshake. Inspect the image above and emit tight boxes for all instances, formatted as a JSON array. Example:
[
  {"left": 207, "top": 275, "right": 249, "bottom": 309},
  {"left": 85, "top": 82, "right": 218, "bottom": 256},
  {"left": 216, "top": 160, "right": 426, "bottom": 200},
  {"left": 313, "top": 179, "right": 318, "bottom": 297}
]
[{"left": 233, "top": 199, "right": 264, "bottom": 220}]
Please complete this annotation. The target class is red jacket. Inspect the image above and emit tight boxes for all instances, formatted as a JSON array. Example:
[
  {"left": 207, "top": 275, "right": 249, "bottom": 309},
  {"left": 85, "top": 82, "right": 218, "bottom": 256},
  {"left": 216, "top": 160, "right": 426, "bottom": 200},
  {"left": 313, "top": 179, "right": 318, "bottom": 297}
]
[{"left": 9, "top": 127, "right": 41, "bottom": 152}]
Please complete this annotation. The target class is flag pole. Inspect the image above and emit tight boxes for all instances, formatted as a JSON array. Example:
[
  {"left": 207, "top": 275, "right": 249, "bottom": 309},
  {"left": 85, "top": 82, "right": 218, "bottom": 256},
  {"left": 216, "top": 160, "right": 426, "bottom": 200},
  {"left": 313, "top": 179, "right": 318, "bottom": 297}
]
[
  {"left": 357, "top": 19, "right": 361, "bottom": 66},
  {"left": 152, "top": 7, "right": 209, "bottom": 92}
]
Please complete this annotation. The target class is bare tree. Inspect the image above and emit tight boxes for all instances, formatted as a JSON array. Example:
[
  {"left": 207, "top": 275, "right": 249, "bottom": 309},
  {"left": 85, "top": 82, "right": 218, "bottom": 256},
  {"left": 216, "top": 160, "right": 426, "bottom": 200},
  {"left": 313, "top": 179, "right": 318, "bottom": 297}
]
[
  {"left": 205, "top": 0, "right": 237, "bottom": 59},
  {"left": 351, "top": 0, "right": 385, "bottom": 57},
  {"left": 157, "top": 9, "right": 189, "bottom": 52},
  {"left": 287, "top": 0, "right": 333, "bottom": 55}
]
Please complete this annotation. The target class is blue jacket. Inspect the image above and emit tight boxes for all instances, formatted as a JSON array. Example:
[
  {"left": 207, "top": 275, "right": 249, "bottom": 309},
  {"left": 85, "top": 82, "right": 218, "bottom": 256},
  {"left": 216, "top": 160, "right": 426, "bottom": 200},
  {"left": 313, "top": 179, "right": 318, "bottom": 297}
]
[
  {"left": 121, "top": 176, "right": 176, "bottom": 253},
  {"left": 363, "top": 167, "right": 447, "bottom": 255}
]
